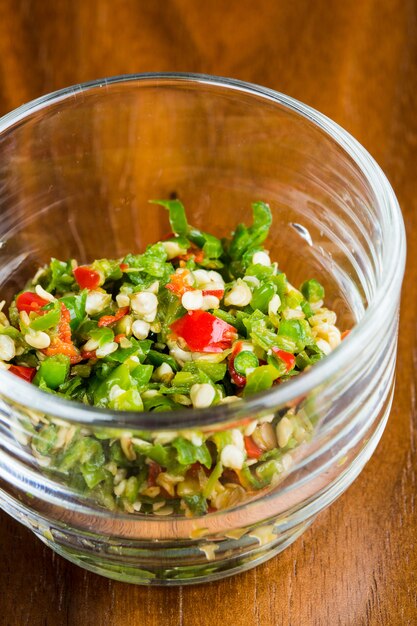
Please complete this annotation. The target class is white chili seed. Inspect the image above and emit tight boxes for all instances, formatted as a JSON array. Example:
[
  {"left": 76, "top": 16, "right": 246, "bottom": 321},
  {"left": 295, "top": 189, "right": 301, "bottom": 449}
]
[
  {"left": 0, "top": 335, "right": 16, "bottom": 361},
  {"left": 132, "top": 319, "right": 151, "bottom": 340},
  {"left": 163, "top": 241, "right": 185, "bottom": 259},
  {"left": 276, "top": 417, "right": 293, "bottom": 448},
  {"left": 182, "top": 290, "right": 204, "bottom": 311},
  {"left": 190, "top": 383, "right": 216, "bottom": 408},
  {"left": 224, "top": 280, "right": 252, "bottom": 307},
  {"left": 315, "top": 338, "right": 332, "bottom": 355},
  {"left": 96, "top": 341, "right": 118, "bottom": 358},
  {"left": 201, "top": 295, "right": 220, "bottom": 310},
  {"left": 83, "top": 338, "right": 100, "bottom": 352},
  {"left": 85, "top": 291, "right": 112, "bottom": 315},
  {"left": 192, "top": 269, "right": 211, "bottom": 285},
  {"left": 25, "top": 331, "right": 51, "bottom": 350},
  {"left": 252, "top": 251, "right": 271, "bottom": 266},
  {"left": 116, "top": 293, "right": 130, "bottom": 308},
  {"left": 243, "top": 275, "right": 260, "bottom": 288},
  {"left": 35, "top": 284, "right": 56, "bottom": 302},
  {"left": 268, "top": 294, "right": 281, "bottom": 315},
  {"left": 153, "top": 363, "right": 174, "bottom": 382},
  {"left": 207, "top": 271, "right": 225, "bottom": 284},
  {"left": 113, "top": 479, "right": 127, "bottom": 497},
  {"left": 130, "top": 292, "right": 158, "bottom": 317},
  {"left": 220, "top": 444, "right": 245, "bottom": 470}
]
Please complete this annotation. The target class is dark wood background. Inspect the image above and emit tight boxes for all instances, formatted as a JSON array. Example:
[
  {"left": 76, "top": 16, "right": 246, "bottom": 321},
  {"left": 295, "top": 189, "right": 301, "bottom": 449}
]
[{"left": 0, "top": 1, "right": 416, "bottom": 624}]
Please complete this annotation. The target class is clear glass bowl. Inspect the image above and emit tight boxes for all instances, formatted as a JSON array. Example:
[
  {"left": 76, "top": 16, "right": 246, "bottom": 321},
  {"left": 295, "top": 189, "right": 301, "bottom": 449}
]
[{"left": 0, "top": 73, "right": 406, "bottom": 585}]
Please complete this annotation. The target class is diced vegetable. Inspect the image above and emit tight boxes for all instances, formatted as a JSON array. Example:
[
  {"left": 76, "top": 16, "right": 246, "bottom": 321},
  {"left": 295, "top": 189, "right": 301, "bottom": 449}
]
[
  {"left": 73, "top": 266, "right": 102, "bottom": 290},
  {"left": 34, "top": 354, "right": 70, "bottom": 389},
  {"left": 243, "top": 365, "right": 279, "bottom": 396},
  {"left": 300, "top": 279, "right": 325, "bottom": 303},
  {"left": 271, "top": 348, "right": 296, "bottom": 372},
  {"left": 16, "top": 292, "right": 49, "bottom": 313},
  {"left": 233, "top": 351, "right": 259, "bottom": 376},
  {"left": 170, "top": 310, "right": 237, "bottom": 352},
  {"left": 9, "top": 365, "right": 36, "bottom": 382}
]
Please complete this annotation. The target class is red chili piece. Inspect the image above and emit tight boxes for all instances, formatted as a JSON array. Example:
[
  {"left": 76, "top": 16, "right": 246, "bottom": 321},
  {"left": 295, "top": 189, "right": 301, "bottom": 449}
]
[
  {"left": 165, "top": 270, "right": 193, "bottom": 297},
  {"left": 341, "top": 330, "right": 351, "bottom": 340},
  {"left": 202, "top": 289, "right": 225, "bottom": 299},
  {"left": 98, "top": 307, "right": 129, "bottom": 328},
  {"left": 272, "top": 348, "right": 296, "bottom": 372},
  {"left": 119, "top": 263, "right": 129, "bottom": 271},
  {"left": 80, "top": 350, "right": 97, "bottom": 361},
  {"left": 73, "top": 266, "right": 101, "bottom": 290},
  {"left": 228, "top": 357, "right": 246, "bottom": 387},
  {"left": 114, "top": 333, "right": 126, "bottom": 344},
  {"left": 43, "top": 304, "right": 81, "bottom": 364},
  {"left": 9, "top": 365, "right": 36, "bottom": 382},
  {"left": 16, "top": 292, "right": 49, "bottom": 313},
  {"left": 244, "top": 436, "right": 263, "bottom": 459},
  {"left": 170, "top": 310, "right": 237, "bottom": 353}
]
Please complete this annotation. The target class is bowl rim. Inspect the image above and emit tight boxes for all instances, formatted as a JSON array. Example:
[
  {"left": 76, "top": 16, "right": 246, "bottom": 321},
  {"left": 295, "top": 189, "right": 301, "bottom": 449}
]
[{"left": 0, "top": 72, "right": 406, "bottom": 429}]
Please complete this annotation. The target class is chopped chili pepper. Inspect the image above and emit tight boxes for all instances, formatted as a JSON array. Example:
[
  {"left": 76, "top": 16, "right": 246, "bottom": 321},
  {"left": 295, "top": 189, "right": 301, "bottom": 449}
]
[
  {"left": 228, "top": 341, "right": 247, "bottom": 387},
  {"left": 228, "top": 357, "right": 246, "bottom": 387},
  {"left": 80, "top": 350, "right": 97, "bottom": 361},
  {"left": 98, "top": 307, "right": 129, "bottom": 328},
  {"left": 43, "top": 304, "right": 81, "bottom": 364},
  {"left": 57, "top": 304, "right": 72, "bottom": 344},
  {"left": 45, "top": 341, "right": 81, "bottom": 364},
  {"left": 114, "top": 333, "right": 126, "bottom": 344},
  {"left": 165, "top": 269, "right": 193, "bottom": 297},
  {"left": 271, "top": 348, "right": 296, "bottom": 372},
  {"left": 202, "top": 289, "right": 224, "bottom": 299},
  {"left": 119, "top": 263, "right": 129, "bottom": 271},
  {"left": 170, "top": 310, "right": 237, "bottom": 352},
  {"left": 73, "top": 266, "right": 101, "bottom": 290},
  {"left": 341, "top": 330, "right": 351, "bottom": 340},
  {"left": 244, "top": 436, "right": 263, "bottom": 459},
  {"left": 9, "top": 365, "right": 37, "bottom": 382},
  {"left": 190, "top": 247, "right": 204, "bottom": 264},
  {"left": 16, "top": 292, "right": 49, "bottom": 313}
]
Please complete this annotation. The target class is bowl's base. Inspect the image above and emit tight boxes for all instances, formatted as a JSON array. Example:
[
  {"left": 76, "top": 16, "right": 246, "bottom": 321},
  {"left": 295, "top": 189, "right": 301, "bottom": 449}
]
[{"left": 38, "top": 518, "right": 313, "bottom": 586}]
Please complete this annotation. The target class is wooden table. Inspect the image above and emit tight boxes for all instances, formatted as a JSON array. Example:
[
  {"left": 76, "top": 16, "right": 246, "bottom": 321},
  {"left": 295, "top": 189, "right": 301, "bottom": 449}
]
[{"left": 0, "top": 1, "right": 416, "bottom": 624}]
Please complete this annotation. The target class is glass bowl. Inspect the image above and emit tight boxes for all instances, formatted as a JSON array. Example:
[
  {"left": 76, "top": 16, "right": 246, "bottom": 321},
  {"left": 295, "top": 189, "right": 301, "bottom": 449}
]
[{"left": 0, "top": 73, "right": 405, "bottom": 585}]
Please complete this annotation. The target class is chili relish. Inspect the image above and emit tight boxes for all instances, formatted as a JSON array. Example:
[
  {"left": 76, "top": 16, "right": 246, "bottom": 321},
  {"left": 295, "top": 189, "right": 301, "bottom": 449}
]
[{"left": 0, "top": 200, "right": 344, "bottom": 515}]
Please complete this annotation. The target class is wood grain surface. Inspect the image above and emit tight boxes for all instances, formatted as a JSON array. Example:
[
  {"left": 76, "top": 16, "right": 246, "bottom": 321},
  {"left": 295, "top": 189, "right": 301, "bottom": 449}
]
[{"left": 0, "top": 1, "right": 416, "bottom": 624}]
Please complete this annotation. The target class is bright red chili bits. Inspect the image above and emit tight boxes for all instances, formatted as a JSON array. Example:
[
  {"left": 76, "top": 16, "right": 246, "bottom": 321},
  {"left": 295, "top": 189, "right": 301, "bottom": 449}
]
[
  {"left": 170, "top": 310, "right": 237, "bottom": 352},
  {"left": 98, "top": 307, "right": 129, "bottom": 328},
  {"left": 272, "top": 348, "right": 296, "bottom": 372},
  {"left": 42, "top": 303, "right": 81, "bottom": 364},
  {"left": 9, "top": 364, "right": 36, "bottom": 382},
  {"left": 16, "top": 292, "right": 49, "bottom": 313},
  {"left": 73, "top": 266, "right": 101, "bottom": 290},
  {"left": 244, "top": 436, "right": 263, "bottom": 459}
]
